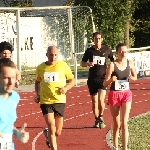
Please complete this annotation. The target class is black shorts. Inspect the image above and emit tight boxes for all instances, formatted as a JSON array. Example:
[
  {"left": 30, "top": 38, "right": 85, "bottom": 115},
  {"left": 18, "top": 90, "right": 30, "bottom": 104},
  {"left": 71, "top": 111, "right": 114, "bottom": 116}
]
[
  {"left": 87, "top": 79, "right": 106, "bottom": 95},
  {"left": 40, "top": 103, "right": 65, "bottom": 117}
]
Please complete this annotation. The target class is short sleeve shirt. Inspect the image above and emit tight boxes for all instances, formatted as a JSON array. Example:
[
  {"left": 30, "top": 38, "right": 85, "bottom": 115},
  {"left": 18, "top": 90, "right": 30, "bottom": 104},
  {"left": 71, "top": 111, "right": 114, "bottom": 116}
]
[
  {"left": 36, "top": 61, "right": 74, "bottom": 104},
  {"left": 0, "top": 91, "right": 20, "bottom": 150},
  {"left": 82, "top": 45, "right": 114, "bottom": 79}
]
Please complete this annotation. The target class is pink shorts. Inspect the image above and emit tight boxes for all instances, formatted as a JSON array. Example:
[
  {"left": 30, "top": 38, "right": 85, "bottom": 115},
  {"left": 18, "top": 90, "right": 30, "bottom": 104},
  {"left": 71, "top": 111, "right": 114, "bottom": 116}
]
[{"left": 108, "top": 90, "right": 132, "bottom": 106}]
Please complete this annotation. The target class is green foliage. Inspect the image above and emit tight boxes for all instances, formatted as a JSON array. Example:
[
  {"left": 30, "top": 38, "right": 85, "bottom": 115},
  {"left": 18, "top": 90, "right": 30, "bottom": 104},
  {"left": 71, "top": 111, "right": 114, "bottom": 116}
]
[
  {"left": 63, "top": 0, "right": 74, "bottom": 6},
  {"left": 1, "top": 0, "right": 33, "bottom": 7},
  {"left": 131, "top": 0, "right": 150, "bottom": 47},
  {"left": 10, "top": 0, "right": 33, "bottom": 7},
  {"left": 64, "top": 0, "right": 138, "bottom": 49}
]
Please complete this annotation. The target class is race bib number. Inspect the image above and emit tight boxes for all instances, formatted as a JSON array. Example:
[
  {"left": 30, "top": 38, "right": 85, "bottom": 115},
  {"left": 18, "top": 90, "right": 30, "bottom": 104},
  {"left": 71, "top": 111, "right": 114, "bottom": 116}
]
[
  {"left": 44, "top": 72, "right": 59, "bottom": 83},
  {"left": 115, "top": 80, "right": 129, "bottom": 90},
  {"left": 0, "top": 133, "right": 12, "bottom": 150},
  {"left": 139, "top": 71, "right": 144, "bottom": 77},
  {"left": 93, "top": 56, "right": 105, "bottom": 65}
]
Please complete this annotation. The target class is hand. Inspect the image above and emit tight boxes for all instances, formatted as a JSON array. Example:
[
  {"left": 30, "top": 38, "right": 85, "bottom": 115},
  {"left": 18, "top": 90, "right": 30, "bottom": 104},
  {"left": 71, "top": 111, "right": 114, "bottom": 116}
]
[
  {"left": 59, "top": 87, "right": 67, "bottom": 94},
  {"left": 16, "top": 123, "right": 29, "bottom": 143},
  {"left": 87, "top": 62, "right": 94, "bottom": 67},
  {"left": 34, "top": 95, "right": 40, "bottom": 103},
  {"left": 15, "top": 80, "right": 19, "bottom": 88},
  {"left": 129, "top": 75, "right": 134, "bottom": 80},
  {"left": 111, "top": 76, "right": 117, "bottom": 82},
  {"left": 0, "top": 132, "right": 3, "bottom": 138}
]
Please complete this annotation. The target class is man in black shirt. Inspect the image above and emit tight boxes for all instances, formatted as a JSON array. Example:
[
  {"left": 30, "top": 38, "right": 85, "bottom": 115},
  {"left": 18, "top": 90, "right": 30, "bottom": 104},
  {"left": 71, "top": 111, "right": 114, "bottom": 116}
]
[{"left": 80, "top": 32, "right": 114, "bottom": 128}]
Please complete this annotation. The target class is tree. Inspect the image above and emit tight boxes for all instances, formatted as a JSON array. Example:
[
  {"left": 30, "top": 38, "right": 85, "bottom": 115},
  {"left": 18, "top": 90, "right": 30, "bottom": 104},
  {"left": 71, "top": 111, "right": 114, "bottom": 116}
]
[
  {"left": 131, "top": 0, "right": 150, "bottom": 47},
  {"left": 0, "top": 0, "right": 33, "bottom": 7},
  {"left": 64, "top": 0, "right": 137, "bottom": 49}
]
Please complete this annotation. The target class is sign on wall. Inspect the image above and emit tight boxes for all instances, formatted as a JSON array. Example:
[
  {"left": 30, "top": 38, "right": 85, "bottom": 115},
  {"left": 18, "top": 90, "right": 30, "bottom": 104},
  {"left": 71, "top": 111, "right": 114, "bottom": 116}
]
[{"left": 127, "top": 51, "right": 150, "bottom": 78}]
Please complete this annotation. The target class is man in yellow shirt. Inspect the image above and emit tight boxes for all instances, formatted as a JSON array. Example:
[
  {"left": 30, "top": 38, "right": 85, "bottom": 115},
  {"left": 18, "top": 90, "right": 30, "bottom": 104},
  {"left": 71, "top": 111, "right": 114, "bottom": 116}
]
[{"left": 34, "top": 45, "right": 75, "bottom": 150}]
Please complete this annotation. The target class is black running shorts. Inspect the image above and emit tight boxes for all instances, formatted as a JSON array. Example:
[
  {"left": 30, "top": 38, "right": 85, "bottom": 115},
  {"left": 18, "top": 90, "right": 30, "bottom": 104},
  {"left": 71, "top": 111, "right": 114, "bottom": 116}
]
[
  {"left": 40, "top": 103, "right": 65, "bottom": 117},
  {"left": 87, "top": 79, "right": 106, "bottom": 95}
]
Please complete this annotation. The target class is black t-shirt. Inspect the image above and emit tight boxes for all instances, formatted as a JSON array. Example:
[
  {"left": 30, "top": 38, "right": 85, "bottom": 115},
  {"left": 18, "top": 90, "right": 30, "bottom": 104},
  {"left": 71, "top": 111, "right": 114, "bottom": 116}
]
[{"left": 82, "top": 45, "right": 114, "bottom": 80}]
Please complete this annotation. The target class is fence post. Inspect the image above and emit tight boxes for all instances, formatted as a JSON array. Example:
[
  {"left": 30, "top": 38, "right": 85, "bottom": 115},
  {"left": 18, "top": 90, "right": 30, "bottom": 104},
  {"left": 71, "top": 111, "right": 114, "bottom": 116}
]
[
  {"left": 16, "top": 9, "right": 22, "bottom": 72},
  {"left": 73, "top": 53, "right": 78, "bottom": 86},
  {"left": 68, "top": 7, "right": 75, "bottom": 61}
]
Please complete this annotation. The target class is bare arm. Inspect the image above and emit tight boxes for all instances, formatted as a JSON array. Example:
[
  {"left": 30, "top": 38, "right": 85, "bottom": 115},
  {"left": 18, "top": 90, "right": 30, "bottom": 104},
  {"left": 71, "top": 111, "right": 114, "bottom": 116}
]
[
  {"left": 80, "top": 50, "right": 94, "bottom": 67},
  {"left": 15, "top": 68, "right": 21, "bottom": 88},
  {"left": 16, "top": 68, "right": 21, "bottom": 81},
  {"left": 129, "top": 60, "right": 137, "bottom": 81},
  {"left": 103, "top": 62, "right": 115, "bottom": 87},
  {"left": 80, "top": 61, "right": 94, "bottom": 67},
  {"left": 80, "top": 61, "right": 89, "bottom": 67},
  {"left": 65, "top": 78, "right": 75, "bottom": 90},
  {"left": 59, "top": 78, "right": 75, "bottom": 94},
  {"left": 35, "top": 80, "right": 40, "bottom": 96}
]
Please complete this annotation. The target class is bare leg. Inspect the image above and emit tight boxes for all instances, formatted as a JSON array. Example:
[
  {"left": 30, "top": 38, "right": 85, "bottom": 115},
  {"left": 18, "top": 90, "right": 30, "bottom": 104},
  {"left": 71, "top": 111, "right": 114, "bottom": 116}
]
[
  {"left": 98, "top": 89, "right": 106, "bottom": 116},
  {"left": 121, "top": 102, "right": 131, "bottom": 150},
  {"left": 55, "top": 115, "right": 63, "bottom": 136},
  {"left": 44, "top": 113, "right": 57, "bottom": 150},
  {"left": 110, "top": 105, "right": 120, "bottom": 148},
  {"left": 91, "top": 93, "right": 99, "bottom": 118}
]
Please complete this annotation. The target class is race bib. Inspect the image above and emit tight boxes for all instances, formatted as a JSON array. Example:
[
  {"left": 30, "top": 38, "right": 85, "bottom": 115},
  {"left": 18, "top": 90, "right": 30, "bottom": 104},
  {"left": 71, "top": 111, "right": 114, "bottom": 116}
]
[
  {"left": 115, "top": 80, "right": 129, "bottom": 91},
  {"left": 93, "top": 56, "right": 105, "bottom": 65},
  {"left": 44, "top": 72, "right": 59, "bottom": 83},
  {"left": 0, "top": 133, "right": 12, "bottom": 150}
]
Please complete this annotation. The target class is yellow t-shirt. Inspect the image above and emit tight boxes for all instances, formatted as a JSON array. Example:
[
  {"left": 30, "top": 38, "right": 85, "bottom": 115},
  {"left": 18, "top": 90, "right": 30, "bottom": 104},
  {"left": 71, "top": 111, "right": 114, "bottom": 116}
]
[{"left": 36, "top": 61, "right": 74, "bottom": 104}]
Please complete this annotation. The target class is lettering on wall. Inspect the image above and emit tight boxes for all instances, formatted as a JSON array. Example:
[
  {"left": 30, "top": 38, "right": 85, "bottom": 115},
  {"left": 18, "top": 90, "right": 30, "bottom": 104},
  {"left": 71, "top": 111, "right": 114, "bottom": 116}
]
[{"left": 7, "top": 37, "right": 34, "bottom": 51}]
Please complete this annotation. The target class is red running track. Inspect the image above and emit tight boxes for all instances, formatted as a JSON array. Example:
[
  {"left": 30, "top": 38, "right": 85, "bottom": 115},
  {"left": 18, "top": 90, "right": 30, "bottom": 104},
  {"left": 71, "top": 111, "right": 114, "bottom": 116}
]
[{"left": 13, "top": 79, "right": 150, "bottom": 150}]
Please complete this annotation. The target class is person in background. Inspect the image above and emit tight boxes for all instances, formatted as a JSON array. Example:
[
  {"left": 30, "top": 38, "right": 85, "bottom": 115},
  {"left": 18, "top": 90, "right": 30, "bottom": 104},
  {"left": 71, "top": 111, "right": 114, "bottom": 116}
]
[
  {"left": 0, "top": 41, "right": 21, "bottom": 88},
  {"left": 80, "top": 31, "right": 114, "bottom": 128}
]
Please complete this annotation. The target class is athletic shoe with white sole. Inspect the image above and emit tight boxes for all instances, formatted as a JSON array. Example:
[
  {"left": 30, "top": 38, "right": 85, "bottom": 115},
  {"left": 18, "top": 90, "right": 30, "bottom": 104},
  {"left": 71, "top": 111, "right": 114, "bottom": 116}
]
[
  {"left": 111, "top": 146, "right": 118, "bottom": 150},
  {"left": 43, "top": 128, "right": 51, "bottom": 148}
]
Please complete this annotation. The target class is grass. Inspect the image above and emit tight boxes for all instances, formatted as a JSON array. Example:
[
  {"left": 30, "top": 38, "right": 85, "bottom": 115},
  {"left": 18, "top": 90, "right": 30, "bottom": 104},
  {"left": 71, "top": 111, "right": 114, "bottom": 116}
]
[
  {"left": 127, "top": 113, "right": 150, "bottom": 150},
  {"left": 20, "top": 58, "right": 112, "bottom": 85},
  {"left": 110, "top": 112, "right": 150, "bottom": 150},
  {"left": 20, "top": 66, "right": 89, "bottom": 85}
]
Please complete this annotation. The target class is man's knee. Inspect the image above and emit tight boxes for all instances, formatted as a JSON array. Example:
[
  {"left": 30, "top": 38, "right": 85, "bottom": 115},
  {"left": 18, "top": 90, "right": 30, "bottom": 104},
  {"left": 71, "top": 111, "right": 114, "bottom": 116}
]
[
  {"left": 98, "top": 89, "right": 106, "bottom": 101},
  {"left": 47, "top": 123, "right": 56, "bottom": 135},
  {"left": 55, "top": 129, "right": 62, "bottom": 136}
]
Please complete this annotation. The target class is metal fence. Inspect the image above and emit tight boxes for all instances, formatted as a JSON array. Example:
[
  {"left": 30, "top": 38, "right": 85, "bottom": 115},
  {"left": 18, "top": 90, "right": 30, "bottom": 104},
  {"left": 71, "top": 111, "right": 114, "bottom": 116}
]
[{"left": 0, "top": 6, "right": 95, "bottom": 72}]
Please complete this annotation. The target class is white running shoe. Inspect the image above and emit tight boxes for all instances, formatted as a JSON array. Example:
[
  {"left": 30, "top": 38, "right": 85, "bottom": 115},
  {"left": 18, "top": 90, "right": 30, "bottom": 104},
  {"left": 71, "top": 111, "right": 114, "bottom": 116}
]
[{"left": 111, "top": 146, "right": 118, "bottom": 150}]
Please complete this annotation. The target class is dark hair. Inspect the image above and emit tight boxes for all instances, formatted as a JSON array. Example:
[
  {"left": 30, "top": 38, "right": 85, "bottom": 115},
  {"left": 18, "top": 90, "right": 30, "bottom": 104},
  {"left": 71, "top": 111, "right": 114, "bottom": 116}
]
[
  {"left": 0, "top": 58, "right": 16, "bottom": 73},
  {"left": 92, "top": 31, "right": 103, "bottom": 39},
  {"left": 116, "top": 42, "right": 126, "bottom": 52},
  {"left": 0, "top": 41, "right": 13, "bottom": 53}
]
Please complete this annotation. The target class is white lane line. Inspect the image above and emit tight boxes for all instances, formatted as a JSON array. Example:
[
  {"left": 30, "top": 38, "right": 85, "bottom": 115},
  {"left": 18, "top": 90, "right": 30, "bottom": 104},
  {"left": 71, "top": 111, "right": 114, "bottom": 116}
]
[{"left": 31, "top": 111, "right": 93, "bottom": 150}]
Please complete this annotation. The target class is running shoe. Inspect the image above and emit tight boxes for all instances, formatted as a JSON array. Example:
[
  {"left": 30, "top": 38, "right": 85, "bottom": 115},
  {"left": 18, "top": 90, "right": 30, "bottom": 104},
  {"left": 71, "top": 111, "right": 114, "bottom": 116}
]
[{"left": 43, "top": 128, "right": 51, "bottom": 148}]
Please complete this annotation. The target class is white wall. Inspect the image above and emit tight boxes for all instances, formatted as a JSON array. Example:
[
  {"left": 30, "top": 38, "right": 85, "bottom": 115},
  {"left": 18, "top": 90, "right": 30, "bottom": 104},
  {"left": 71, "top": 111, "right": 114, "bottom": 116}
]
[{"left": 0, "top": 11, "right": 70, "bottom": 67}]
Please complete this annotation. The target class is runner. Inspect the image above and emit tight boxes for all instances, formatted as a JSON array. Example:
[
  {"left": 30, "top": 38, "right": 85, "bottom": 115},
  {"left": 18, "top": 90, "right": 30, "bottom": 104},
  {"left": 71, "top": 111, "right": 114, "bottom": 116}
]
[
  {"left": 34, "top": 45, "right": 75, "bottom": 150},
  {"left": 80, "top": 31, "right": 114, "bottom": 128},
  {"left": 103, "top": 43, "right": 137, "bottom": 150},
  {"left": 0, "top": 58, "right": 29, "bottom": 150},
  {"left": 0, "top": 41, "right": 21, "bottom": 88}
]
